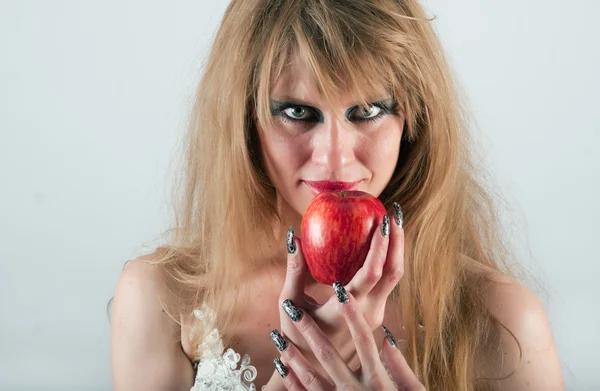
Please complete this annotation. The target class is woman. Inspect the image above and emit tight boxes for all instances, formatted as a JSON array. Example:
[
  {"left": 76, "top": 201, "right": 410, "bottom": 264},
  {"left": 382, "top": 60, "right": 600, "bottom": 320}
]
[{"left": 110, "top": 0, "right": 564, "bottom": 390}]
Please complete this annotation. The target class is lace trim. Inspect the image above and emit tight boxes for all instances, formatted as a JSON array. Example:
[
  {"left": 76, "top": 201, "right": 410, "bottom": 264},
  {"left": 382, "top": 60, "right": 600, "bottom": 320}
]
[
  {"left": 188, "top": 304, "right": 424, "bottom": 391},
  {"left": 189, "top": 304, "right": 262, "bottom": 391}
]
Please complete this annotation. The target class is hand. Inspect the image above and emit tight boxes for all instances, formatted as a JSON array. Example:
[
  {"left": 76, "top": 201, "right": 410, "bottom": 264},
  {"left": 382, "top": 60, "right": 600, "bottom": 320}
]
[
  {"left": 272, "top": 287, "right": 425, "bottom": 390},
  {"left": 278, "top": 203, "right": 405, "bottom": 381}
]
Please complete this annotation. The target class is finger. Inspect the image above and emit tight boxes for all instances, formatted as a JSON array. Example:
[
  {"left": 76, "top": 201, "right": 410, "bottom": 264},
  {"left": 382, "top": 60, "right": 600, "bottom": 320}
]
[
  {"left": 271, "top": 331, "right": 329, "bottom": 391},
  {"left": 272, "top": 358, "right": 306, "bottom": 391},
  {"left": 281, "top": 299, "right": 356, "bottom": 386},
  {"left": 279, "top": 227, "right": 308, "bottom": 307},
  {"left": 304, "top": 293, "right": 320, "bottom": 308},
  {"left": 333, "top": 284, "right": 381, "bottom": 375},
  {"left": 346, "top": 214, "right": 390, "bottom": 298},
  {"left": 381, "top": 330, "right": 424, "bottom": 390},
  {"left": 370, "top": 202, "right": 405, "bottom": 303}
]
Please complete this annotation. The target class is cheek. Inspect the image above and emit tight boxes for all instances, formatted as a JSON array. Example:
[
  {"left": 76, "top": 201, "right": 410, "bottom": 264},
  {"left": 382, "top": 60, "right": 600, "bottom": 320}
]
[
  {"left": 260, "top": 132, "right": 307, "bottom": 184},
  {"left": 362, "top": 125, "right": 402, "bottom": 170},
  {"left": 357, "top": 122, "right": 402, "bottom": 193}
]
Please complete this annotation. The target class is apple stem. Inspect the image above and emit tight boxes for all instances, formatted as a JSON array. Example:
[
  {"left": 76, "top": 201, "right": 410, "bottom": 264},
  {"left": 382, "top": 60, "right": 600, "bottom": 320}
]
[{"left": 341, "top": 190, "right": 346, "bottom": 198}]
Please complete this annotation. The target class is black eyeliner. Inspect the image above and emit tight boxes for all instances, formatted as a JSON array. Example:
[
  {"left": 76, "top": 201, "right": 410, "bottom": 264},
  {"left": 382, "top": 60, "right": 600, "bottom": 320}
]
[
  {"left": 270, "top": 101, "right": 323, "bottom": 123},
  {"left": 345, "top": 98, "right": 398, "bottom": 118},
  {"left": 269, "top": 97, "right": 400, "bottom": 124}
]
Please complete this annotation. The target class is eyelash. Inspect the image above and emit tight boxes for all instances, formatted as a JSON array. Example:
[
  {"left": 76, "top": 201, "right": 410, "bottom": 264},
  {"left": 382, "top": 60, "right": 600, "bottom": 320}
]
[{"left": 275, "top": 102, "right": 396, "bottom": 125}]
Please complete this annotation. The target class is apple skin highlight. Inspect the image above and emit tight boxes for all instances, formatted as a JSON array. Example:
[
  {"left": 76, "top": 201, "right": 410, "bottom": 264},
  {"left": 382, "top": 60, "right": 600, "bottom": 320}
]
[{"left": 300, "top": 190, "right": 387, "bottom": 285}]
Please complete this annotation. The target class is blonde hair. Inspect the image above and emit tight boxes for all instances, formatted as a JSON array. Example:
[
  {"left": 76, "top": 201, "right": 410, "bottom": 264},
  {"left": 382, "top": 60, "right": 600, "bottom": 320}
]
[{"left": 137, "top": 0, "right": 531, "bottom": 389}]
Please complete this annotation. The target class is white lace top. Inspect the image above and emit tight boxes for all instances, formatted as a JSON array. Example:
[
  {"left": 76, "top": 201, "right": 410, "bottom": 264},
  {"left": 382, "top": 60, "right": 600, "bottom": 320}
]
[
  {"left": 188, "top": 304, "right": 418, "bottom": 390},
  {"left": 189, "top": 304, "right": 264, "bottom": 391}
]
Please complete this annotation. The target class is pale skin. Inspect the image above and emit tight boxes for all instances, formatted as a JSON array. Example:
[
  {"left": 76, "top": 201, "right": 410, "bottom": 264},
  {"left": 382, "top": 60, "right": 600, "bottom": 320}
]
[
  {"left": 111, "top": 60, "right": 564, "bottom": 390},
  {"left": 266, "top": 216, "right": 425, "bottom": 390}
]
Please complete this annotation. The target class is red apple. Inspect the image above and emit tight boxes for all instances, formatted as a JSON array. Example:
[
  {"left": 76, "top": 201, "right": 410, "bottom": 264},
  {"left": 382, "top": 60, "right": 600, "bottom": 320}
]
[{"left": 300, "top": 190, "right": 387, "bottom": 286}]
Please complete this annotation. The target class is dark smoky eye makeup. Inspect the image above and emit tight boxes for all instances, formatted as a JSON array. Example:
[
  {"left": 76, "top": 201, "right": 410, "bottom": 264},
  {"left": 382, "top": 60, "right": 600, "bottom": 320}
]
[
  {"left": 269, "top": 98, "right": 400, "bottom": 125},
  {"left": 269, "top": 101, "right": 324, "bottom": 123}
]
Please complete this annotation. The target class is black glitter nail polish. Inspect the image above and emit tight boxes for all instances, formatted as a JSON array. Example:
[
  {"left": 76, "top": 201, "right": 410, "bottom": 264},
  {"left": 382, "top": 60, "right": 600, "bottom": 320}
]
[
  {"left": 282, "top": 299, "right": 303, "bottom": 322},
  {"left": 274, "top": 358, "right": 289, "bottom": 378},
  {"left": 382, "top": 325, "right": 398, "bottom": 348},
  {"left": 332, "top": 281, "right": 349, "bottom": 304},
  {"left": 393, "top": 202, "right": 403, "bottom": 227},
  {"left": 286, "top": 227, "right": 296, "bottom": 254},
  {"left": 381, "top": 214, "right": 390, "bottom": 238},
  {"left": 270, "top": 329, "right": 288, "bottom": 352}
]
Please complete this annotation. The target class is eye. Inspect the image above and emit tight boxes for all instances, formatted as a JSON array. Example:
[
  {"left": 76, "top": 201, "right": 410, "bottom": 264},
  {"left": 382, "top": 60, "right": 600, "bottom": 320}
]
[
  {"left": 272, "top": 99, "right": 397, "bottom": 125},
  {"left": 282, "top": 106, "right": 312, "bottom": 121},
  {"left": 350, "top": 105, "right": 383, "bottom": 121}
]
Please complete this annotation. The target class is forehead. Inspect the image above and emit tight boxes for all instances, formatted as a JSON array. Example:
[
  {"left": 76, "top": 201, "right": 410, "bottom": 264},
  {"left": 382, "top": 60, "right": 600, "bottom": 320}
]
[{"left": 270, "top": 57, "right": 389, "bottom": 108}]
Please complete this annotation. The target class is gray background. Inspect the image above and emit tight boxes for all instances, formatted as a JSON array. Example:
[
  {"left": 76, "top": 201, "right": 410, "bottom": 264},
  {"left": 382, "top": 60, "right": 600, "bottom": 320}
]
[{"left": 1, "top": 0, "right": 598, "bottom": 390}]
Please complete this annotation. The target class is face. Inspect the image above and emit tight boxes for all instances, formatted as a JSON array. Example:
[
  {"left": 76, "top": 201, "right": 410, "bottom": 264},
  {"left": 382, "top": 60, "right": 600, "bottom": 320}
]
[{"left": 258, "top": 60, "right": 404, "bottom": 221}]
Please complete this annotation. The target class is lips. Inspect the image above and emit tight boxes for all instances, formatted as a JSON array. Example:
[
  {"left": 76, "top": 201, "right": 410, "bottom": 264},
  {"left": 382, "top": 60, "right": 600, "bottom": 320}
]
[{"left": 304, "top": 180, "right": 362, "bottom": 194}]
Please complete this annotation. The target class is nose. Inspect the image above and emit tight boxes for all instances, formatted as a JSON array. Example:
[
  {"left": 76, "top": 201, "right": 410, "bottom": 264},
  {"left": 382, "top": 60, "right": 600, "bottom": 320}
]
[{"left": 311, "top": 115, "right": 356, "bottom": 173}]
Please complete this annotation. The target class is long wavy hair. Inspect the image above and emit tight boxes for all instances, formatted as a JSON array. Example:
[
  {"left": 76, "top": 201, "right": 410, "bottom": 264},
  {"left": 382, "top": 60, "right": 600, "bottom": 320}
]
[{"left": 132, "top": 0, "right": 532, "bottom": 389}]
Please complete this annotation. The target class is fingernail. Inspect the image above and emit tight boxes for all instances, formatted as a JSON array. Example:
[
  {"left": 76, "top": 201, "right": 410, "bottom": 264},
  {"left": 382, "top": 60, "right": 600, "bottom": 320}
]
[
  {"left": 282, "top": 299, "right": 303, "bottom": 322},
  {"left": 332, "top": 281, "right": 349, "bottom": 304},
  {"left": 273, "top": 357, "right": 289, "bottom": 378},
  {"left": 381, "top": 214, "right": 390, "bottom": 238},
  {"left": 382, "top": 325, "right": 398, "bottom": 348},
  {"left": 286, "top": 227, "right": 296, "bottom": 254},
  {"left": 393, "top": 202, "right": 404, "bottom": 227},
  {"left": 270, "top": 329, "right": 288, "bottom": 352}
]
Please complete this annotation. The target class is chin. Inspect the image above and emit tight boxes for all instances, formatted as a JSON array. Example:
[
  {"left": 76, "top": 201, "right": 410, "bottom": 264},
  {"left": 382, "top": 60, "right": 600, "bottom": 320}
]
[{"left": 296, "top": 184, "right": 316, "bottom": 214}]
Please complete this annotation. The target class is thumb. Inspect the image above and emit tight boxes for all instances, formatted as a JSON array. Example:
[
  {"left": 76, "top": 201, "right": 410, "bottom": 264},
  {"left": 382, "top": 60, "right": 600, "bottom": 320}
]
[{"left": 279, "top": 227, "right": 308, "bottom": 307}]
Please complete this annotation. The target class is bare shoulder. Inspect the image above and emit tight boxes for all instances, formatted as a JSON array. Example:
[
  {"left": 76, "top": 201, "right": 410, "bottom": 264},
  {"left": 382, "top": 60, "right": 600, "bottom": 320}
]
[
  {"left": 460, "top": 255, "right": 564, "bottom": 390},
  {"left": 111, "top": 253, "right": 194, "bottom": 391}
]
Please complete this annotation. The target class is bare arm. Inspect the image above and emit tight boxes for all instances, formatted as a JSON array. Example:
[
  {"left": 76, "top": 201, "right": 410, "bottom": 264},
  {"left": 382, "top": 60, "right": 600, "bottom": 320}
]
[
  {"left": 482, "top": 277, "right": 565, "bottom": 390},
  {"left": 110, "top": 259, "right": 195, "bottom": 391}
]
